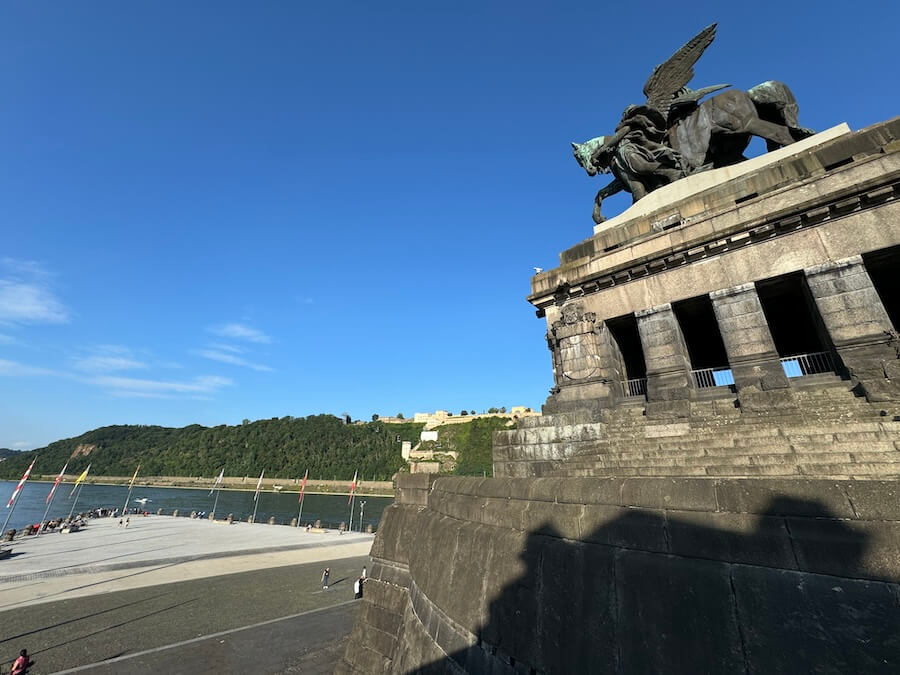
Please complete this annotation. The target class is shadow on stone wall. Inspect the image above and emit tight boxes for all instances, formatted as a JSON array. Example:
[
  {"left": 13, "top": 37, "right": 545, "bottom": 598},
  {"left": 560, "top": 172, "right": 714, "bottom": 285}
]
[{"left": 413, "top": 497, "right": 899, "bottom": 674}]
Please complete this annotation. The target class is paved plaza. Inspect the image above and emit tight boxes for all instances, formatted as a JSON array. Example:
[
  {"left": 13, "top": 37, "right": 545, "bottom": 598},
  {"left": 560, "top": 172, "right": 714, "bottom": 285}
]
[
  {"left": 0, "top": 515, "right": 373, "bottom": 608},
  {"left": 0, "top": 516, "right": 374, "bottom": 672}
]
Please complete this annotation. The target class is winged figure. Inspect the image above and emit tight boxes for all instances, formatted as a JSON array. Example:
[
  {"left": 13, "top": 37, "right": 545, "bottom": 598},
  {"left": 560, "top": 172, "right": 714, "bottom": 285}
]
[{"left": 573, "top": 23, "right": 813, "bottom": 224}]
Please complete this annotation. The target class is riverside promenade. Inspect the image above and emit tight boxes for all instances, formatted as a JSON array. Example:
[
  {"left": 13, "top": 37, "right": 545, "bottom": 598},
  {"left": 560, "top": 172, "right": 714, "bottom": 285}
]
[{"left": 0, "top": 516, "right": 374, "bottom": 673}]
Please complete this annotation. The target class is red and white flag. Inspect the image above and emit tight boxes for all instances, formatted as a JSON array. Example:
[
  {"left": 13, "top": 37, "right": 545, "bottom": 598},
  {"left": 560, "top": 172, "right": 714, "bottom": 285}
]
[
  {"left": 6, "top": 459, "right": 36, "bottom": 508},
  {"left": 46, "top": 462, "right": 68, "bottom": 505},
  {"left": 253, "top": 470, "right": 265, "bottom": 502},
  {"left": 298, "top": 469, "right": 308, "bottom": 504},
  {"left": 347, "top": 469, "right": 358, "bottom": 505}
]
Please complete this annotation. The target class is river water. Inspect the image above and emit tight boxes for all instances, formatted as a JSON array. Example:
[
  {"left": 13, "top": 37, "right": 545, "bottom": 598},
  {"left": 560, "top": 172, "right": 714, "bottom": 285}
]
[{"left": 0, "top": 481, "right": 392, "bottom": 533}]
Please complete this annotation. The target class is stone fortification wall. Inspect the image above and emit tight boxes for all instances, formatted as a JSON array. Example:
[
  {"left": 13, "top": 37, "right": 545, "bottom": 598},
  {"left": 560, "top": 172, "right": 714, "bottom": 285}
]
[{"left": 339, "top": 473, "right": 900, "bottom": 673}]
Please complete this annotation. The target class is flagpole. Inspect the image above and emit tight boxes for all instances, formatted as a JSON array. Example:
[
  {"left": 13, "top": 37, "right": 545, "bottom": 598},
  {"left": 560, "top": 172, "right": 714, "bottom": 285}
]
[
  {"left": 2, "top": 459, "right": 37, "bottom": 535},
  {"left": 37, "top": 498, "right": 55, "bottom": 537},
  {"left": 122, "top": 465, "right": 140, "bottom": 517},
  {"left": 1, "top": 494, "right": 20, "bottom": 535},
  {"left": 1, "top": 486, "right": 23, "bottom": 535},
  {"left": 209, "top": 467, "right": 225, "bottom": 520},
  {"left": 348, "top": 491, "right": 355, "bottom": 532},
  {"left": 251, "top": 470, "right": 264, "bottom": 524},
  {"left": 296, "top": 469, "right": 308, "bottom": 527},
  {"left": 37, "top": 463, "right": 68, "bottom": 538},
  {"left": 211, "top": 486, "right": 221, "bottom": 519},
  {"left": 67, "top": 481, "right": 85, "bottom": 520},
  {"left": 346, "top": 469, "right": 358, "bottom": 533}
]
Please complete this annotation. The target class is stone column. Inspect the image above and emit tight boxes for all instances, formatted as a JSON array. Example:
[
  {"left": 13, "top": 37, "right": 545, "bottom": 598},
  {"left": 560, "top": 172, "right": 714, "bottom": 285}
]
[
  {"left": 804, "top": 256, "right": 899, "bottom": 402},
  {"left": 543, "top": 302, "right": 623, "bottom": 415},
  {"left": 710, "top": 284, "right": 794, "bottom": 412},
  {"left": 636, "top": 303, "right": 693, "bottom": 417}
]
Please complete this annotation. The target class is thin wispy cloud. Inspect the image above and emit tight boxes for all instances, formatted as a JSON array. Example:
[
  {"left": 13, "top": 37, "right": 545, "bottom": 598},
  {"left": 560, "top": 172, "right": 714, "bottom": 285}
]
[
  {"left": 91, "top": 374, "right": 233, "bottom": 398},
  {"left": 209, "top": 323, "right": 271, "bottom": 344},
  {"left": 12, "top": 441, "right": 31, "bottom": 449},
  {"left": 0, "top": 259, "right": 69, "bottom": 325},
  {"left": 0, "top": 358, "right": 61, "bottom": 377},
  {"left": 210, "top": 343, "right": 244, "bottom": 354},
  {"left": 195, "top": 348, "right": 273, "bottom": 372},
  {"left": 72, "top": 345, "right": 148, "bottom": 373},
  {"left": 0, "top": 334, "right": 14, "bottom": 345}
]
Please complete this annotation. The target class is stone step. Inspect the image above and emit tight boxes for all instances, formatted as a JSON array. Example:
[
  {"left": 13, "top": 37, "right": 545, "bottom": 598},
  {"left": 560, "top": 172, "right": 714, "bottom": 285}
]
[
  {"left": 799, "top": 461, "right": 900, "bottom": 476},
  {"left": 571, "top": 443, "right": 900, "bottom": 466},
  {"left": 800, "top": 440, "right": 898, "bottom": 453}
]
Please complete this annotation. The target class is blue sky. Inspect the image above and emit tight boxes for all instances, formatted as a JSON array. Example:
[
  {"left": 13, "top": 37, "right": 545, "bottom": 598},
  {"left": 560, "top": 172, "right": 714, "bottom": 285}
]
[{"left": 2, "top": 2, "right": 898, "bottom": 449}]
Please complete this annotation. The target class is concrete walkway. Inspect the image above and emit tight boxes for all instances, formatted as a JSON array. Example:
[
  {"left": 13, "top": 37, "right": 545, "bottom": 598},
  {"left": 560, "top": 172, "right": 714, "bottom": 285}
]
[{"left": 0, "top": 515, "right": 373, "bottom": 608}]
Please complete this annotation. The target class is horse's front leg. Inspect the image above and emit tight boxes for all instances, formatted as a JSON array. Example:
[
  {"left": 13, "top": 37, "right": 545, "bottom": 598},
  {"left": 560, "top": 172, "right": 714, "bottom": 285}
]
[{"left": 593, "top": 178, "right": 625, "bottom": 224}]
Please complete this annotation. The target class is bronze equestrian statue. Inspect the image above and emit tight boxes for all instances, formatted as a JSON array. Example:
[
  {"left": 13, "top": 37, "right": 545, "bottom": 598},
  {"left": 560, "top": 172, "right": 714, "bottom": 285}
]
[{"left": 572, "top": 24, "right": 814, "bottom": 224}]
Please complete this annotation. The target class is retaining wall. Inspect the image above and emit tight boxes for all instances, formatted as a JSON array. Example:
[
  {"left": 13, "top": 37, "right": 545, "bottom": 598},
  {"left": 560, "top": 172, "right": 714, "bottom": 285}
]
[{"left": 339, "top": 473, "right": 900, "bottom": 673}]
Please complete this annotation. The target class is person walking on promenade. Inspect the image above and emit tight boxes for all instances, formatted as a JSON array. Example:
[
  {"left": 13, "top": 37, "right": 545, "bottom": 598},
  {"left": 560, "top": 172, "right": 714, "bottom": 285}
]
[
  {"left": 11, "top": 648, "right": 33, "bottom": 674},
  {"left": 361, "top": 565, "right": 367, "bottom": 579},
  {"left": 354, "top": 577, "right": 362, "bottom": 599},
  {"left": 322, "top": 567, "right": 330, "bottom": 590}
]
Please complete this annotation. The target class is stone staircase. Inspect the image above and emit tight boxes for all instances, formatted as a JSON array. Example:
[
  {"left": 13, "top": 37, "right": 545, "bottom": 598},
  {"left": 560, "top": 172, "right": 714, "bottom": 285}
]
[{"left": 494, "top": 381, "right": 900, "bottom": 479}]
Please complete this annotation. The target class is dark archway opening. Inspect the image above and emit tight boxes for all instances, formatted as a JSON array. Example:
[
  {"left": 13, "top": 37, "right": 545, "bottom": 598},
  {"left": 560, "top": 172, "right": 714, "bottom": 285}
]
[
  {"left": 606, "top": 314, "right": 646, "bottom": 381},
  {"left": 863, "top": 245, "right": 900, "bottom": 332},
  {"left": 671, "top": 296, "right": 729, "bottom": 369},
  {"left": 755, "top": 273, "right": 831, "bottom": 357}
]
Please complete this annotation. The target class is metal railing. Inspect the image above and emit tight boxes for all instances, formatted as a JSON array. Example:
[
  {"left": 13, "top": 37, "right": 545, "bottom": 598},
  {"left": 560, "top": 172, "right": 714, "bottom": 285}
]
[
  {"left": 780, "top": 351, "right": 836, "bottom": 378},
  {"left": 692, "top": 367, "right": 734, "bottom": 389},
  {"left": 624, "top": 377, "right": 647, "bottom": 397}
]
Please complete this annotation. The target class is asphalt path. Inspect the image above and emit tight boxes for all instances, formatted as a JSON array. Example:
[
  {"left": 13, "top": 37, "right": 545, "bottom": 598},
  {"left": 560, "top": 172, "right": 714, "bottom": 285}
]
[{"left": 0, "top": 555, "right": 368, "bottom": 674}]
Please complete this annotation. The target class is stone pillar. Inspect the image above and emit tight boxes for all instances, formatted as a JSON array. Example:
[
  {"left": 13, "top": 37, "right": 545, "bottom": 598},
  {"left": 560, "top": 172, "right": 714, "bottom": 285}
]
[
  {"left": 636, "top": 303, "right": 693, "bottom": 417},
  {"left": 804, "top": 256, "right": 899, "bottom": 402},
  {"left": 543, "top": 302, "right": 623, "bottom": 414},
  {"left": 710, "top": 284, "right": 794, "bottom": 412}
]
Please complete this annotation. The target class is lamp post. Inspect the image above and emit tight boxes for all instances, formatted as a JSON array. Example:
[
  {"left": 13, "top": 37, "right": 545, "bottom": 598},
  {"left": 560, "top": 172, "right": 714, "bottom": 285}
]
[{"left": 359, "top": 500, "right": 367, "bottom": 532}]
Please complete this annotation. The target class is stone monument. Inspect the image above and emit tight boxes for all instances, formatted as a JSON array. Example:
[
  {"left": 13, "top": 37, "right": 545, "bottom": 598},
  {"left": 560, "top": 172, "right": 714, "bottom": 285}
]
[{"left": 339, "top": 25, "right": 900, "bottom": 674}]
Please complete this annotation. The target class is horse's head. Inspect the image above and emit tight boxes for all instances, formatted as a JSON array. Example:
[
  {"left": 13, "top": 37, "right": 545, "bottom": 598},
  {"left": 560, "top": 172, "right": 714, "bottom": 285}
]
[{"left": 571, "top": 136, "right": 609, "bottom": 176}]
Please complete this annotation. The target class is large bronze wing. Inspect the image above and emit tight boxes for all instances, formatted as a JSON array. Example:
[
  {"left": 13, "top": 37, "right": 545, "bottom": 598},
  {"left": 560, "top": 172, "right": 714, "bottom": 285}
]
[{"left": 642, "top": 23, "right": 718, "bottom": 119}]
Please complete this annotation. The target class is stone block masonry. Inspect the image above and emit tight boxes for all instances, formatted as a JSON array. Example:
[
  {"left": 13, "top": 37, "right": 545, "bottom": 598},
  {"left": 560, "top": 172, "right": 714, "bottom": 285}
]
[{"left": 338, "top": 474, "right": 900, "bottom": 673}]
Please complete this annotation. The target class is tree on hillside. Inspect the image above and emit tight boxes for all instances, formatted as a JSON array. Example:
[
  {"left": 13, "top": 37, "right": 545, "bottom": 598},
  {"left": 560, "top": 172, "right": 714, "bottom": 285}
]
[
  {"left": 397, "top": 413, "right": 404, "bottom": 419},
  {"left": 371, "top": 414, "right": 379, "bottom": 422}
]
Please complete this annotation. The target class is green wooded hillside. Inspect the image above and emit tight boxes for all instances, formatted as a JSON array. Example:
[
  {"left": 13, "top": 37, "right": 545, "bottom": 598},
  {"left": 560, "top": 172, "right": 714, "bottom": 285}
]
[
  {"left": 0, "top": 416, "right": 424, "bottom": 481},
  {"left": 0, "top": 414, "right": 511, "bottom": 481}
]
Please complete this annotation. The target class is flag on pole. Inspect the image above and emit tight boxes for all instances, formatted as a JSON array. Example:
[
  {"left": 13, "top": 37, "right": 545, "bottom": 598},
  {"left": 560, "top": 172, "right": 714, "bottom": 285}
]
[
  {"left": 6, "top": 459, "right": 36, "bottom": 508},
  {"left": 46, "top": 462, "right": 69, "bottom": 505},
  {"left": 347, "top": 469, "right": 358, "bottom": 505},
  {"left": 298, "top": 469, "right": 308, "bottom": 503},
  {"left": 209, "top": 467, "right": 225, "bottom": 496},
  {"left": 128, "top": 464, "right": 141, "bottom": 490},
  {"left": 70, "top": 463, "right": 91, "bottom": 497},
  {"left": 253, "top": 470, "right": 265, "bottom": 502}
]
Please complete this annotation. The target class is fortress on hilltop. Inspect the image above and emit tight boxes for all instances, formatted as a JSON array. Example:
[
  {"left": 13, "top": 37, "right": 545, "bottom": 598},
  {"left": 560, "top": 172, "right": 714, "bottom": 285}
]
[{"left": 339, "top": 24, "right": 900, "bottom": 674}]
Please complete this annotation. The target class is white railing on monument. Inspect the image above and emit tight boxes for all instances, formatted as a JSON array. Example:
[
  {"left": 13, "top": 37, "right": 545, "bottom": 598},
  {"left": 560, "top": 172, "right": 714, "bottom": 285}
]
[
  {"left": 691, "top": 367, "right": 734, "bottom": 389},
  {"left": 623, "top": 377, "right": 647, "bottom": 397},
  {"left": 780, "top": 351, "right": 836, "bottom": 377}
]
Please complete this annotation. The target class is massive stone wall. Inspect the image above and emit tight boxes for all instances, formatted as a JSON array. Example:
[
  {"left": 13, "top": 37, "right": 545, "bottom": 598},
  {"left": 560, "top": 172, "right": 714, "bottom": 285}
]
[{"left": 339, "top": 473, "right": 900, "bottom": 673}]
